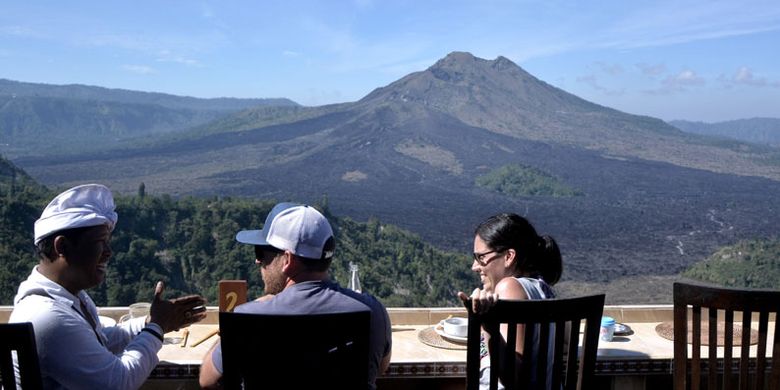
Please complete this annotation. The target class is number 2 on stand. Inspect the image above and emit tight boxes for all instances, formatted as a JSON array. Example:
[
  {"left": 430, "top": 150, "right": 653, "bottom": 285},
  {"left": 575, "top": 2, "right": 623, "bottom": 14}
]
[{"left": 225, "top": 292, "right": 238, "bottom": 312}]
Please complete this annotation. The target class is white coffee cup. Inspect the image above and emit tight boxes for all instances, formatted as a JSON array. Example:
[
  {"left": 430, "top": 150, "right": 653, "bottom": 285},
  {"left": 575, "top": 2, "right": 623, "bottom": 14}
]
[{"left": 440, "top": 317, "right": 468, "bottom": 338}]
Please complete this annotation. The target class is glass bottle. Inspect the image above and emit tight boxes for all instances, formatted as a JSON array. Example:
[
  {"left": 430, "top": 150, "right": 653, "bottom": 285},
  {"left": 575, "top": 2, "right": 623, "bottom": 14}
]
[{"left": 348, "top": 262, "right": 362, "bottom": 293}]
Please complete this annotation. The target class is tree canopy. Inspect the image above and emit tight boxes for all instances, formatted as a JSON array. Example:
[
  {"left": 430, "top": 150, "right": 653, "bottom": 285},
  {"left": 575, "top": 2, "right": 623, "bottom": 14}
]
[
  {"left": 683, "top": 238, "right": 780, "bottom": 289},
  {"left": 475, "top": 164, "right": 580, "bottom": 197},
  {"left": 0, "top": 167, "right": 476, "bottom": 307}
]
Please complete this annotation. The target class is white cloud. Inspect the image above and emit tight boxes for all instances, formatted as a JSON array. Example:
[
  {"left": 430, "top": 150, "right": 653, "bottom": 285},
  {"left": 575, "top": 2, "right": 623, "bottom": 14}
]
[
  {"left": 644, "top": 68, "right": 705, "bottom": 95},
  {"left": 733, "top": 66, "right": 769, "bottom": 87},
  {"left": 718, "top": 66, "right": 780, "bottom": 88},
  {"left": 156, "top": 51, "right": 203, "bottom": 67},
  {"left": 636, "top": 62, "right": 667, "bottom": 77},
  {"left": 121, "top": 64, "right": 157, "bottom": 75},
  {"left": 282, "top": 50, "right": 302, "bottom": 57},
  {"left": 672, "top": 70, "right": 705, "bottom": 85}
]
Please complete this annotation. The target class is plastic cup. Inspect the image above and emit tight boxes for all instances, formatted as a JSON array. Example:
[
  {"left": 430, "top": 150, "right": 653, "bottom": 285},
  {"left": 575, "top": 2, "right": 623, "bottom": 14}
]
[
  {"left": 129, "top": 302, "right": 151, "bottom": 319},
  {"left": 119, "top": 302, "right": 151, "bottom": 323},
  {"left": 600, "top": 316, "right": 616, "bottom": 341}
]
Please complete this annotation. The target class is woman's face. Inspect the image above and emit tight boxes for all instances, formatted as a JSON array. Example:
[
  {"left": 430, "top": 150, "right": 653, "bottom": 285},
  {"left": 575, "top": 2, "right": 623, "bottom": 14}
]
[{"left": 472, "top": 235, "right": 511, "bottom": 293}]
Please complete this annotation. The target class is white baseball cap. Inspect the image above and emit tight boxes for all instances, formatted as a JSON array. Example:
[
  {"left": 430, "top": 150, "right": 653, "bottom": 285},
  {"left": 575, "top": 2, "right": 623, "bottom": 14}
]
[
  {"left": 34, "top": 184, "right": 118, "bottom": 245},
  {"left": 236, "top": 203, "right": 334, "bottom": 260}
]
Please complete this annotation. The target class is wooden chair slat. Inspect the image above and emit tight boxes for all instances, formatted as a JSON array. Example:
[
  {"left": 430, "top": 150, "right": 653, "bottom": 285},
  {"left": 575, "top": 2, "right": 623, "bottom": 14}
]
[
  {"left": 565, "top": 319, "right": 580, "bottom": 390},
  {"left": 739, "top": 310, "right": 751, "bottom": 390},
  {"left": 551, "top": 320, "right": 566, "bottom": 390},
  {"left": 692, "top": 306, "right": 702, "bottom": 390},
  {"left": 708, "top": 308, "right": 717, "bottom": 390},
  {"left": 723, "top": 310, "right": 733, "bottom": 390}
]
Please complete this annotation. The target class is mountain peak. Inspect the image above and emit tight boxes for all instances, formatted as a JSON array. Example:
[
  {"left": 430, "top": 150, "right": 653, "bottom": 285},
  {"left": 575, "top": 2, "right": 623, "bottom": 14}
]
[
  {"left": 431, "top": 51, "right": 479, "bottom": 66},
  {"left": 428, "top": 52, "right": 521, "bottom": 74},
  {"left": 360, "top": 51, "right": 577, "bottom": 119},
  {"left": 361, "top": 52, "right": 533, "bottom": 104}
]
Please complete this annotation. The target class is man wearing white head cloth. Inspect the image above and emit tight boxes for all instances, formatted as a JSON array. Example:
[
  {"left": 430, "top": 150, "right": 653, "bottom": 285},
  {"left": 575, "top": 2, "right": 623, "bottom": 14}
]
[{"left": 10, "top": 184, "right": 208, "bottom": 390}]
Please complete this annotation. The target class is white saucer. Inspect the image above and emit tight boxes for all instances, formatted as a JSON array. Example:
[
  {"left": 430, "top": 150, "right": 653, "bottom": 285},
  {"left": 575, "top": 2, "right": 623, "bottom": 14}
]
[
  {"left": 98, "top": 316, "right": 117, "bottom": 327},
  {"left": 614, "top": 323, "right": 632, "bottom": 336},
  {"left": 434, "top": 325, "right": 468, "bottom": 344}
]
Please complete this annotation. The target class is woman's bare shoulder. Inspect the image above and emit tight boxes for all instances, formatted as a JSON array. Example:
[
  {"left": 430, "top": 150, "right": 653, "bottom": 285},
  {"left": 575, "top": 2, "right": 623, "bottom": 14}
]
[{"left": 495, "top": 277, "right": 528, "bottom": 300}]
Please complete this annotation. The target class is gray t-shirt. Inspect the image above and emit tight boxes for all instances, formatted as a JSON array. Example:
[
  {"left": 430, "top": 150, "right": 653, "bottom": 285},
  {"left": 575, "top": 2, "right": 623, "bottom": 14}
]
[{"left": 212, "top": 280, "right": 392, "bottom": 389}]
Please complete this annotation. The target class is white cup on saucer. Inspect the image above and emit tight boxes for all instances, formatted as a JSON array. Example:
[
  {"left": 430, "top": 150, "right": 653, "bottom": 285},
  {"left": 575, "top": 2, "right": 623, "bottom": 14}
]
[{"left": 440, "top": 317, "right": 468, "bottom": 338}]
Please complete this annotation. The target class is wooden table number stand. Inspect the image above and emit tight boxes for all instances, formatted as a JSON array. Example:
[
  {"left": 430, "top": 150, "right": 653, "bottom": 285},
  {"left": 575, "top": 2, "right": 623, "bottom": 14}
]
[{"left": 219, "top": 280, "right": 248, "bottom": 312}]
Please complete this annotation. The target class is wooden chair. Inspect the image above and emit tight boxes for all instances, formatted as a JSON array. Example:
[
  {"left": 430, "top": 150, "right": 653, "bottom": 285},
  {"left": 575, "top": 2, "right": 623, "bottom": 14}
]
[
  {"left": 464, "top": 294, "right": 605, "bottom": 390},
  {"left": 673, "top": 282, "right": 780, "bottom": 390},
  {"left": 219, "top": 310, "right": 370, "bottom": 390},
  {"left": 0, "top": 322, "right": 43, "bottom": 390}
]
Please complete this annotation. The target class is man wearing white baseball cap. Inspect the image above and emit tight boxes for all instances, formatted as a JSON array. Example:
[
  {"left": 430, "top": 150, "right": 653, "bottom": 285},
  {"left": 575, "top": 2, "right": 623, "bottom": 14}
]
[
  {"left": 10, "top": 184, "right": 208, "bottom": 389},
  {"left": 199, "top": 202, "right": 392, "bottom": 390}
]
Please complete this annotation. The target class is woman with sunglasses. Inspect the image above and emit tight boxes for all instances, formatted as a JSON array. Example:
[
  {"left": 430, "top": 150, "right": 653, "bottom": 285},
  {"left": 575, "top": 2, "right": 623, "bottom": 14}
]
[{"left": 458, "top": 213, "right": 563, "bottom": 389}]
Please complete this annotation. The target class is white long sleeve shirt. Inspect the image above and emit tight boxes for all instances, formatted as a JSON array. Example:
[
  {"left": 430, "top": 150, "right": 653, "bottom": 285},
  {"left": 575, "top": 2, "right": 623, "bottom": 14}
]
[{"left": 10, "top": 267, "right": 163, "bottom": 390}]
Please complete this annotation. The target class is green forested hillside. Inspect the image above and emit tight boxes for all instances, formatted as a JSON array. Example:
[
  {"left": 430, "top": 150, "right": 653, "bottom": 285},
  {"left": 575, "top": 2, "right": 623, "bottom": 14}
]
[
  {"left": 0, "top": 158, "right": 475, "bottom": 307},
  {"left": 683, "top": 238, "right": 780, "bottom": 289},
  {"left": 0, "top": 156, "right": 50, "bottom": 304},
  {"left": 476, "top": 164, "right": 580, "bottom": 197}
]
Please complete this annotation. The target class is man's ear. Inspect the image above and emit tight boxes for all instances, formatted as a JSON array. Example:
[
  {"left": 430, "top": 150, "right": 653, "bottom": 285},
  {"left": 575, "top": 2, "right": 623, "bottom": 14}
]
[
  {"left": 280, "top": 251, "right": 295, "bottom": 272},
  {"left": 53, "top": 235, "right": 68, "bottom": 258}
]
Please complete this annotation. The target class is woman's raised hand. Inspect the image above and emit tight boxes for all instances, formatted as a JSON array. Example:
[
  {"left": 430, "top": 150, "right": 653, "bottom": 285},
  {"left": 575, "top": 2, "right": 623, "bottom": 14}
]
[{"left": 457, "top": 288, "right": 499, "bottom": 315}]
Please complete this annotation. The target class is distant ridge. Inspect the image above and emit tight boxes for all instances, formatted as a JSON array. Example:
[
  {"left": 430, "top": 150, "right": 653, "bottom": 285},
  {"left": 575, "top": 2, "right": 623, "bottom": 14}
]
[
  {"left": 0, "top": 78, "right": 298, "bottom": 111},
  {"left": 0, "top": 78, "right": 300, "bottom": 158},
  {"left": 670, "top": 118, "right": 780, "bottom": 148}
]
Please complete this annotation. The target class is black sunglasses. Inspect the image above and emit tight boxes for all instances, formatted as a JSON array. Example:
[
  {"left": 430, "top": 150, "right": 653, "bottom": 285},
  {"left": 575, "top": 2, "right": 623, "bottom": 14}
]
[{"left": 254, "top": 245, "right": 282, "bottom": 265}]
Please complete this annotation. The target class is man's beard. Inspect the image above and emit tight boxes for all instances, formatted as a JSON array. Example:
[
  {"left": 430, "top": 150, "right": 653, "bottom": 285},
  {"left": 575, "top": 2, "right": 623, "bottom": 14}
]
[{"left": 262, "top": 266, "right": 286, "bottom": 295}]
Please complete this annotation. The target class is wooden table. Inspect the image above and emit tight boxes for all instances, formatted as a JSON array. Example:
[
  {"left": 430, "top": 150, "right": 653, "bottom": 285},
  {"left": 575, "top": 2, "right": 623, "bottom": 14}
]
[{"left": 142, "top": 312, "right": 775, "bottom": 390}]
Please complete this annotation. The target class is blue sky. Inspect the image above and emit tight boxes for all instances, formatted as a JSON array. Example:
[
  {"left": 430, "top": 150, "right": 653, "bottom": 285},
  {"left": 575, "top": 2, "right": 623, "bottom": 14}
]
[{"left": 1, "top": 0, "right": 779, "bottom": 122}]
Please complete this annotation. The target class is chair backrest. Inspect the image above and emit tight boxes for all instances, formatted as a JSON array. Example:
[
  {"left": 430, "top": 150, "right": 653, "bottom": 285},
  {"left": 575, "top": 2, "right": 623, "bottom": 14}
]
[
  {"left": 0, "top": 322, "right": 43, "bottom": 390},
  {"left": 219, "top": 310, "right": 370, "bottom": 390},
  {"left": 464, "top": 294, "right": 605, "bottom": 390},
  {"left": 673, "top": 282, "right": 780, "bottom": 390}
]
